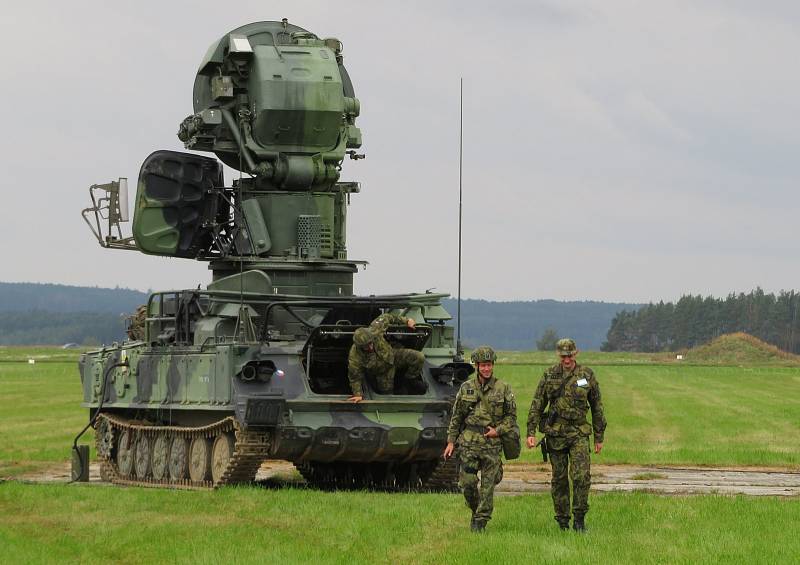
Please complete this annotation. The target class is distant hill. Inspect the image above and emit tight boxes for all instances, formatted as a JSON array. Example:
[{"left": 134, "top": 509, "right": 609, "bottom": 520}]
[
  {"left": 0, "top": 282, "right": 148, "bottom": 345},
  {"left": 0, "top": 282, "right": 640, "bottom": 349},
  {"left": 0, "top": 282, "right": 147, "bottom": 313},
  {"left": 683, "top": 333, "right": 800, "bottom": 365},
  {"left": 442, "top": 298, "right": 642, "bottom": 351}
]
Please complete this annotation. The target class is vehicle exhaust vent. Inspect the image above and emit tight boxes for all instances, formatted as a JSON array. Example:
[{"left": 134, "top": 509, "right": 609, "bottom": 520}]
[{"left": 297, "top": 214, "right": 321, "bottom": 258}]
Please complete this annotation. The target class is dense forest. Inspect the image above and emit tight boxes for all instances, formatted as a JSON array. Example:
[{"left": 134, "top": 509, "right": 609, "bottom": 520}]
[
  {"left": 0, "top": 283, "right": 639, "bottom": 349},
  {"left": 603, "top": 288, "right": 800, "bottom": 353}
]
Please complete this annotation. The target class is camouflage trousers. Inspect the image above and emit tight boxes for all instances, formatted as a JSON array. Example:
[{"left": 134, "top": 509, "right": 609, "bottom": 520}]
[
  {"left": 458, "top": 445, "right": 503, "bottom": 524},
  {"left": 372, "top": 349, "right": 425, "bottom": 394},
  {"left": 548, "top": 435, "right": 591, "bottom": 522}
]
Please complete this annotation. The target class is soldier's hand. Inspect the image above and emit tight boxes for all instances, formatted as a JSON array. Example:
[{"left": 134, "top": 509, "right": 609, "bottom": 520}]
[
  {"left": 347, "top": 395, "right": 363, "bottom": 403},
  {"left": 406, "top": 318, "right": 416, "bottom": 329},
  {"left": 526, "top": 436, "right": 537, "bottom": 449},
  {"left": 443, "top": 442, "right": 455, "bottom": 459},
  {"left": 483, "top": 426, "right": 498, "bottom": 439},
  {"left": 595, "top": 441, "right": 603, "bottom": 454}
]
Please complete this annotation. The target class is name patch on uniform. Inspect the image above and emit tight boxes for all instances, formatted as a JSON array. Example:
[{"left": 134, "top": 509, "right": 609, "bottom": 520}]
[{"left": 576, "top": 378, "right": 588, "bottom": 387}]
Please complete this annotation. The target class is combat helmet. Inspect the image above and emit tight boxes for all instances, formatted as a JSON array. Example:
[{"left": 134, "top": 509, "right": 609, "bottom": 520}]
[
  {"left": 556, "top": 338, "right": 577, "bottom": 356},
  {"left": 470, "top": 345, "right": 497, "bottom": 364},
  {"left": 353, "top": 327, "right": 376, "bottom": 347}
]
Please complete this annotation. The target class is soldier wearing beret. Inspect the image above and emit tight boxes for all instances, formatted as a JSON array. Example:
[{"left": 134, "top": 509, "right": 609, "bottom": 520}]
[
  {"left": 526, "top": 338, "right": 606, "bottom": 532},
  {"left": 444, "top": 346, "right": 517, "bottom": 532},
  {"left": 347, "top": 313, "right": 426, "bottom": 402}
]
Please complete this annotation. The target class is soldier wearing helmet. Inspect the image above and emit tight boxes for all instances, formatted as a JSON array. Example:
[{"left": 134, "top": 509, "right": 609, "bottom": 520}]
[
  {"left": 346, "top": 313, "right": 427, "bottom": 402},
  {"left": 526, "top": 338, "right": 606, "bottom": 532},
  {"left": 443, "top": 345, "right": 517, "bottom": 532}
]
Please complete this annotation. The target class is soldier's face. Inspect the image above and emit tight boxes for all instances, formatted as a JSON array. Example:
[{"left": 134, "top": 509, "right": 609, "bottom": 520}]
[
  {"left": 560, "top": 354, "right": 576, "bottom": 370},
  {"left": 477, "top": 361, "right": 493, "bottom": 380},
  {"left": 361, "top": 342, "right": 375, "bottom": 353}
]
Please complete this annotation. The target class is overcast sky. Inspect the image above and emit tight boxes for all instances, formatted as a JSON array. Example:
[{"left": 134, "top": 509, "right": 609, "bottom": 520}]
[{"left": 2, "top": 1, "right": 799, "bottom": 302}]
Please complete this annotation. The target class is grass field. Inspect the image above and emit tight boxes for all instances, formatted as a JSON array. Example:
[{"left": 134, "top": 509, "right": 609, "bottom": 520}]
[
  {"left": 1, "top": 481, "right": 798, "bottom": 564},
  {"left": 1, "top": 346, "right": 799, "bottom": 563},
  {"left": 502, "top": 364, "right": 800, "bottom": 467}
]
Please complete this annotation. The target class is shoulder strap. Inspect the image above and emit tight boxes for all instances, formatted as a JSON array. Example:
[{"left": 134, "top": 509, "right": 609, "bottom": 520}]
[
  {"left": 549, "top": 372, "right": 572, "bottom": 404},
  {"left": 478, "top": 383, "right": 502, "bottom": 427}
]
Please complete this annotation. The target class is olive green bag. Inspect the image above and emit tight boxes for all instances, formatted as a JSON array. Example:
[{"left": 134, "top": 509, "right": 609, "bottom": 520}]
[
  {"left": 501, "top": 422, "right": 521, "bottom": 460},
  {"left": 476, "top": 388, "right": 521, "bottom": 460}
]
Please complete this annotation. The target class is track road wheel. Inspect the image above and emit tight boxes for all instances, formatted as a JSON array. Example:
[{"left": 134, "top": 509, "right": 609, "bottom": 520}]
[
  {"left": 151, "top": 433, "right": 170, "bottom": 480},
  {"left": 189, "top": 437, "right": 211, "bottom": 482},
  {"left": 134, "top": 434, "right": 152, "bottom": 479},
  {"left": 169, "top": 436, "right": 189, "bottom": 480},
  {"left": 117, "top": 430, "right": 134, "bottom": 477},
  {"left": 211, "top": 433, "right": 234, "bottom": 485}
]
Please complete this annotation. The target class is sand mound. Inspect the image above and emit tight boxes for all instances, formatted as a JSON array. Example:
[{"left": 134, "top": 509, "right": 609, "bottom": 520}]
[{"left": 683, "top": 332, "right": 800, "bottom": 365}]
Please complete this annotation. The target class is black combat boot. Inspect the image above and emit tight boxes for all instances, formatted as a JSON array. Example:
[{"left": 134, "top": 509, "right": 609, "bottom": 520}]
[
  {"left": 470, "top": 518, "right": 486, "bottom": 533},
  {"left": 555, "top": 516, "right": 570, "bottom": 530},
  {"left": 572, "top": 514, "right": 586, "bottom": 532}
]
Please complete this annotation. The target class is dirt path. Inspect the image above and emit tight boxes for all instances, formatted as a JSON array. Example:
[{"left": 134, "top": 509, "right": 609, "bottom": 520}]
[
  {"left": 12, "top": 461, "right": 800, "bottom": 496},
  {"left": 498, "top": 462, "right": 800, "bottom": 497}
]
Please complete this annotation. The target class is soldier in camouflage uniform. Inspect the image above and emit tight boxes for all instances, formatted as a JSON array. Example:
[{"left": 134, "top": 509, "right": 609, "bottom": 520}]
[
  {"left": 526, "top": 338, "right": 606, "bottom": 532},
  {"left": 443, "top": 346, "right": 517, "bottom": 532},
  {"left": 347, "top": 313, "right": 426, "bottom": 402},
  {"left": 126, "top": 305, "right": 147, "bottom": 341}
]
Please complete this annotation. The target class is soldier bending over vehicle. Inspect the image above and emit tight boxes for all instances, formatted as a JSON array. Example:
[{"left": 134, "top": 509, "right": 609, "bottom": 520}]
[{"left": 347, "top": 313, "right": 427, "bottom": 402}]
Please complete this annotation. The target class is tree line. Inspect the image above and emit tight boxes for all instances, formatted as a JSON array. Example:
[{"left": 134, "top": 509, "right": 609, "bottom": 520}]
[{"left": 603, "top": 288, "right": 800, "bottom": 353}]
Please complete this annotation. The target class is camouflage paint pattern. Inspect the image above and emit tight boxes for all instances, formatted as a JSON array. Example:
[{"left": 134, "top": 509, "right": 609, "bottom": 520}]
[
  {"left": 526, "top": 363, "right": 606, "bottom": 521},
  {"left": 447, "top": 374, "right": 517, "bottom": 524},
  {"left": 79, "top": 294, "right": 459, "bottom": 465}
]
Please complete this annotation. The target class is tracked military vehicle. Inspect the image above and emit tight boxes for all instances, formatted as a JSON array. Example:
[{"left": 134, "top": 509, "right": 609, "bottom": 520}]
[{"left": 77, "top": 20, "right": 471, "bottom": 490}]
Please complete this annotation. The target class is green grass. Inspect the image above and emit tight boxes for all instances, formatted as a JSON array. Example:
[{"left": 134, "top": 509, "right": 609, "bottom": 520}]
[
  {"left": 0, "top": 482, "right": 798, "bottom": 564},
  {"left": 496, "top": 345, "right": 800, "bottom": 366},
  {"left": 499, "top": 364, "right": 800, "bottom": 467},
  {"left": 0, "top": 345, "right": 85, "bottom": 363},
  {"left": 0, "top": 361, "right": 94, "bottom": 477}
]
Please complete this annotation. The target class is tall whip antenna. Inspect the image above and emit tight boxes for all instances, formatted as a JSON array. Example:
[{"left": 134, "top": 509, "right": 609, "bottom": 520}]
[{"left": 456, "top": 77, "right": 464, "bottom": 361}]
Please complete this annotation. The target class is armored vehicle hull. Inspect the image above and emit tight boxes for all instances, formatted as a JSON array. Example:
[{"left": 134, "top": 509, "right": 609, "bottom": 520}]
[{"left": 80, "top": 293, "right": 469, "bottom": 489}]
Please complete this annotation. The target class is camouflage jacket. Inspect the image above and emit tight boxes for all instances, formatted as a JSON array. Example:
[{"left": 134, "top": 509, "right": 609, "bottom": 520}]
[
  {"left": 526, "top": 363, "right": 606, "bottom": 443},
  {"left": 347, "top": 313, "right": 408, "bottom": 396},
  {"left": 446, "top": 374, "right": 517, "bottom": 450}
]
